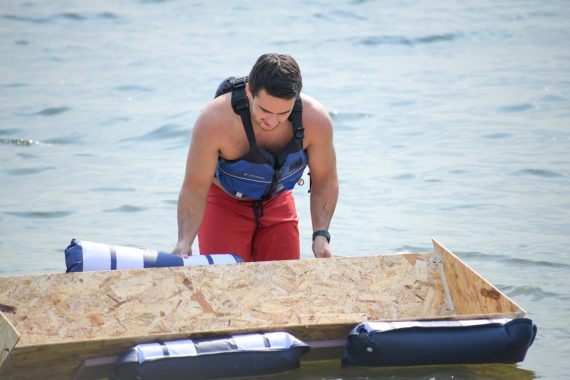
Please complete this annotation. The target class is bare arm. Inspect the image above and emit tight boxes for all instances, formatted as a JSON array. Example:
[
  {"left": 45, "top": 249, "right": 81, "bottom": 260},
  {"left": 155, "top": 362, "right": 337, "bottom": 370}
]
[
  {"left": 304, "top": 97, "right": 339, "bottom": 258},
  {"left": 172, "top": 105, "right": 222, "bottom": 256}
]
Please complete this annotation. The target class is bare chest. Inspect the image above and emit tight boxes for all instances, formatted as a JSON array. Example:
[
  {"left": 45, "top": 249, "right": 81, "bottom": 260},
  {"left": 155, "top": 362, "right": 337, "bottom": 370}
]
[{"left": 219, "top": 117, "right": 294, "bottom": 160}]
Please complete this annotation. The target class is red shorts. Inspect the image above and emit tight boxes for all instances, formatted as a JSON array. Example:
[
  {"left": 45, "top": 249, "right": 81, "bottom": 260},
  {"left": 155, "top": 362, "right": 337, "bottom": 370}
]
[{"left": 198, "top": 184, "right": 300, "bottom": 262}]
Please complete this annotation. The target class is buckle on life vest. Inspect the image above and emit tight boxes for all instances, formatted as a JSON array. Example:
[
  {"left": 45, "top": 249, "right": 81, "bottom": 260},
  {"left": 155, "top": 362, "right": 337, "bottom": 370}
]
[{"left": 232, "top": 76, "right": 247, "bottom": 89}]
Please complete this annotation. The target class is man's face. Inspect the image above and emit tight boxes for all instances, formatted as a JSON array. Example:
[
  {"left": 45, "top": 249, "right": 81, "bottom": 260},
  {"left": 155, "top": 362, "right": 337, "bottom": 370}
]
[{"left": 247, "top": 85, "right": 295, "bottom": 131}]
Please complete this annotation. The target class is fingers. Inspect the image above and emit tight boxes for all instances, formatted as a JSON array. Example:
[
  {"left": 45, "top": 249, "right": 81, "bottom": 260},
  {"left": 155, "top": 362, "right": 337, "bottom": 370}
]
[
  {"left": 312, "top": 240, "right": 333, "bottom": 258},
  {"left": 317, "top": 247, "right": 332, "bottom": 258},
  {"left": 172, "top": 244, "right": 193, "bottom": 258}
]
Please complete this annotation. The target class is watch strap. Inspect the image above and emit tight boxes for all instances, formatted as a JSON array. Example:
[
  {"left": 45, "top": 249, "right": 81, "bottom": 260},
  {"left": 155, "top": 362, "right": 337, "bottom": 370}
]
[{"left": 312, "top": 230, "right": 330, "bottom": 243}]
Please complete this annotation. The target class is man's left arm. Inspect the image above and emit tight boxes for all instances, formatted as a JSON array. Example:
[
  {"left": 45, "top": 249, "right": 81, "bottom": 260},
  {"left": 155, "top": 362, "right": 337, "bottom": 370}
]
[{"left": 305, "top": 99, "right": 339, "bottom": 258}]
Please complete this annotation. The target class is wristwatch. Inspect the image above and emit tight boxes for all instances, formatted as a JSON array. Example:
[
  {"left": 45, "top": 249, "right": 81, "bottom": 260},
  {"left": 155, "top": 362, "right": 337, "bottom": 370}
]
[{"left": 312, "top": 230, "right": 330, "bottom": 243}]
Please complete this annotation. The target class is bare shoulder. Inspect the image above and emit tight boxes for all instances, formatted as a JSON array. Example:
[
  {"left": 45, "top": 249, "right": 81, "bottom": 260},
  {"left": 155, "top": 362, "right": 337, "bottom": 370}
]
[
  {"left": 300, "top": 94, "right": 333, "bottom": 145},
  {"left": 192, "top": 94, "right": 234, "bottom": 141}
]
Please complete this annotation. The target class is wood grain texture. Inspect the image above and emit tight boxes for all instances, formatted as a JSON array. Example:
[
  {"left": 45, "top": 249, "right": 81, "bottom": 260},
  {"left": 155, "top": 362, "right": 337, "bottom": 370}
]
[
  {"left": 0, "top": 312, "right": 19, "bottom": 372},
  {"left": 432, "top": 239, "right": 526, "bottom": 318},
  {"left": 0, "top": 246, "right": 525, "bottom": 379}
]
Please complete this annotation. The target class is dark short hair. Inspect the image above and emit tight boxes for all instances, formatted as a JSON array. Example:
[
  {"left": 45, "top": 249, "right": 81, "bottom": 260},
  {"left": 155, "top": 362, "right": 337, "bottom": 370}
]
[{"left": 248, "top": 53, "right": 302, "bottom": 99}]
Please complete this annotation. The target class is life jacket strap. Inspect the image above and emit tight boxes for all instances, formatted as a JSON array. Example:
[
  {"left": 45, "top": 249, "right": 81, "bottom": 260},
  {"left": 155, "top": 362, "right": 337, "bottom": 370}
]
[
  {"left": 231, "top": 77, "right": 257, "bottom": 146},
  {"left": 252, "top": 200, "right": 264, "bottom": 227},
  {"left": 289, "top": 97, "right": 304, "bottom": 140}
]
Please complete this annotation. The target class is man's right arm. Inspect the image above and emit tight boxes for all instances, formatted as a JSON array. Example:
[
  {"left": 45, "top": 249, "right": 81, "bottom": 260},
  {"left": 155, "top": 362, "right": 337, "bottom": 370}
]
[{"left": 172, "top": 106, "right": 221, "bottom": 256}]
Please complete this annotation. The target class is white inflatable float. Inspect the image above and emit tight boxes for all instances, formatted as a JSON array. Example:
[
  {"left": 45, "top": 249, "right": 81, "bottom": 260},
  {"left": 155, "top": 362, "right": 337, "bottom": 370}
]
[{"left": 65, "top": 239, "right": 243, "bottom": 272}]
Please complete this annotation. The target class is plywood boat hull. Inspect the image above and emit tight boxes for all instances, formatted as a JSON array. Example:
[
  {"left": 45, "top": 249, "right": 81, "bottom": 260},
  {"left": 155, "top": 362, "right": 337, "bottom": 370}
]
[{"left": 0, "top": 240, "right": 525, "bottom": 379}]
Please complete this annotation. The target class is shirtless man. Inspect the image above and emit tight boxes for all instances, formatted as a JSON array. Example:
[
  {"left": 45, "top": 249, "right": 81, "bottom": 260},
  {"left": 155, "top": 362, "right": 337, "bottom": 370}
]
[{"left": 173, "top": 53, "right": 338, "bottom": 261}]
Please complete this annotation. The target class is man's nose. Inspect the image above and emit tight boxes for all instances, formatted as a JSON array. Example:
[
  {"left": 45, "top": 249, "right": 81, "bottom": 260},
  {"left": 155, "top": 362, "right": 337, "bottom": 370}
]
[{"left": 266, "top": 114, "right": 278, "bottom": 126}]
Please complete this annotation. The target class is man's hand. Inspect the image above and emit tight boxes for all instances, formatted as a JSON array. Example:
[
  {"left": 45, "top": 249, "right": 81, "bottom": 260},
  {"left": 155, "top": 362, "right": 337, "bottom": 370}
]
[
  {"left": 172, "top": 242, "right": 193, "bottom": 258},
  {"left": 312, "top": 237, "right": 332, "bottom": 258}
]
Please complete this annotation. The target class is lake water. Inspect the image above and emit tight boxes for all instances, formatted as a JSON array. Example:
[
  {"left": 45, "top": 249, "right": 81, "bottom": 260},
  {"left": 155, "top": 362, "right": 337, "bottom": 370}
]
[{"left": 1, "top": 0, "right": 569, "bottom": 378}]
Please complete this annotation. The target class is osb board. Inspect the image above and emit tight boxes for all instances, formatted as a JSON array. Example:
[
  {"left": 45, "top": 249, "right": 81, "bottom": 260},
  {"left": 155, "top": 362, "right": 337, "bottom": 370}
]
[
  {"left": 0, "top": 253, "right": 449, "bottom": 379},
  {"left": 432, "top": 239, "right": 526, "bottom": 318},
  {"left": 0, "top": 312, "right": 19, "bottom": 371}
]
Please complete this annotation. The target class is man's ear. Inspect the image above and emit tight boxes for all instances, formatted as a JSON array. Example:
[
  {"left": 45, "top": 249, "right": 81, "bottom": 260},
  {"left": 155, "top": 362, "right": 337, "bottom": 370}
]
[{"left": 245, "top": 83, "right": 253, "bottom": 98}]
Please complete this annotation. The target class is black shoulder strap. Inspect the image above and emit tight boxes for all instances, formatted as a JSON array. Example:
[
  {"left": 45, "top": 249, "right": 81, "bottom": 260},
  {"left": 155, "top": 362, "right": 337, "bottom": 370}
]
[
  {"left": 214, "top": 76, "right": 236, "bottom": 98},
  {"left": 230, "top": 76, "right": 257, "bottom": 146},
  {"left": 289, "top": 97, "right": 304, "bottom": 140}
]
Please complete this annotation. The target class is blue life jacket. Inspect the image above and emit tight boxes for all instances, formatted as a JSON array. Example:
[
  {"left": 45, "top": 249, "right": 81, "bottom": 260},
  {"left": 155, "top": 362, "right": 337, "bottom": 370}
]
[{"left": 214, "top": 76, "right": 308, "bottom": 200}]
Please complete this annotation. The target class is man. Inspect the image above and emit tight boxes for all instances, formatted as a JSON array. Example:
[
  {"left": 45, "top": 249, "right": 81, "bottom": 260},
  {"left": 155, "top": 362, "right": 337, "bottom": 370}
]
[{"left": 172, "top": 53, "right": 338, "bottom": 261}]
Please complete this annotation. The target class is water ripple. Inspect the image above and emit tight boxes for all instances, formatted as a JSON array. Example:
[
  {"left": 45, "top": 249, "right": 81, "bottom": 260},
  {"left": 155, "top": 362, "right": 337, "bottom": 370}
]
[
  {"left": 2, "top": 12, "right": 119, "bottom": 24},
  {"left": 459, "top": 251, "right": 570, "bottom": 270},
  {"left": 356, "top": 33, "right": 460, "bottom": 46},
  {"left": 502, "top": 285, "right": 569, "bottom": 302},
  {"left": 44, "top": 136, "right": 82, "bottom": 145},
  {"left": 392, "top": 174, "right": 416, "bottom": 181},
  {"left": 7, "top": 166, "right": 55, "bottom": 175},
  {"left": 0, "top": 128, "right": 22, "bottom": 136},
  {"left": 389, "top": 99, "right": 417, "bottom": 107},
  {"left": 115, "top": 85, "right": 155, "bottom": 93},
  {"left": 538, "top": 94, "right": 567, "bottom": 102},
  {"left": 314, "top": 10, "right": 367, "bottom": 21},
  {"left": 166, "top": 110, "right": 194, "bottom": 120},
  {"left": 497, "top": 103, "right": 534, "bottom": 113},
  {"left": 139, "top": 0, "right": 172, "bottom": 3},
  {"left": 482, "top": 132, "right": 512, "bottom": 139},
  {"left": 3, "top": 14, "right": 50, "bottom": 23},
  {"left": 125, "top": 124, "right": 189, "bottom": 142},
  {"left": 273, "top": 38, "right": 306, "bottom": 46},
  {"left": 512, "top": 168, "right": 564, "bottom": 178},
  {"left": 90, "top": 187, "right": 136, "bottom": 192},
  {"left": 331, "top": 10, "right": 367, "bottom": 21},
  {"left": 0, "top": 83, "right": 27, "bottom": 88},
  {"left": 104, "top": 205, "right": 147, "bottom": 213},
  {"left": 5, "top": 211, "right": 73, "bottom": 219},
  {"left": 99, "top": 116, "right": 130, "bottom": 126},
  {"left": 16, "top": 152, "right": 38, "bottom": 159},
  {"left": 0, "top": 138, "right": 49, "bottom": 146},
  {"left": 439, "top": 203, "right": 502, "bottom": 211},
  {"left": 329, "top": 111, "right": 373, "bottom": 121},
  {"left": 26, "top": 106, "right": 71, "bottom": 117}
]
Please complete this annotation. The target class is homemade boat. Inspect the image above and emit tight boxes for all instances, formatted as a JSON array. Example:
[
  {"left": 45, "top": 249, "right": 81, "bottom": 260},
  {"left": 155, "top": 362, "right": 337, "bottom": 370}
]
[{"left": 0, "top": 239, "right": 535, "bottom": 379}]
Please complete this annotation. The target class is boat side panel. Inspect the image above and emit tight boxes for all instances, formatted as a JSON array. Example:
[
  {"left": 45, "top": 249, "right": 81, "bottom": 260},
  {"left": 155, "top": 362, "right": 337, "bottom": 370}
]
[
  {"left": 0, "top": 255, "right": 450, "bottom": 348},
  {"left": 0, "top": 253, "right": 451, "bottom": 378},
  {"left": 432, "top": 239, "right": 526, "bottom": 318},
  {"left": 0, "top": 311, "right": 19, "bottom": 373}
]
